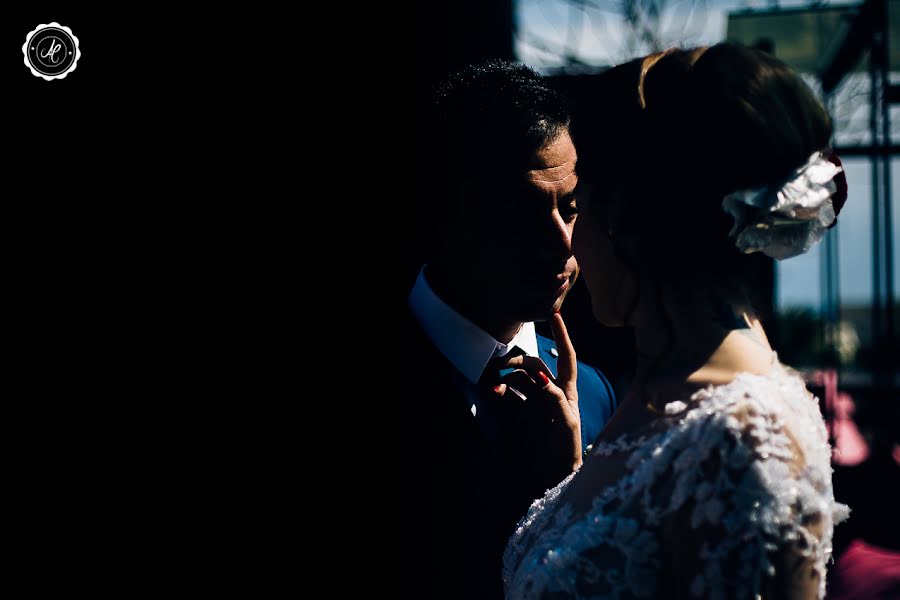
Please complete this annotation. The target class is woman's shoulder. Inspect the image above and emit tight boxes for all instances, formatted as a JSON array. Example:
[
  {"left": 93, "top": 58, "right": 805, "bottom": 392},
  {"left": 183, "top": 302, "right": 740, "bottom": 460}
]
[
  {"left": 593, "top": 359, "right": 823, "bottom": 469},
  {"left": 669, "top": 358, "right": 833, "bottom": 476},
  {"left": 689, "top": 355, "right": 809, "bottom": 407},
  {"left": 682, "top": 358, "right": 820, "bottom": 427}
]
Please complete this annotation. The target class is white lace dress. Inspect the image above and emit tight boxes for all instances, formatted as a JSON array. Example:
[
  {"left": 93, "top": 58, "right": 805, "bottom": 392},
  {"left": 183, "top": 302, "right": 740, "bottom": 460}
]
[{"left": 503, "top": 360, "right": 849, "bottom": 599}]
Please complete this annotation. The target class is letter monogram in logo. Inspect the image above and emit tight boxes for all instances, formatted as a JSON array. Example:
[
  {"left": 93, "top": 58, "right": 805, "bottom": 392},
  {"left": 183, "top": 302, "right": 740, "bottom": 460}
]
[{"left": 23, "top": 22, "right": 81, "bottom": 81}]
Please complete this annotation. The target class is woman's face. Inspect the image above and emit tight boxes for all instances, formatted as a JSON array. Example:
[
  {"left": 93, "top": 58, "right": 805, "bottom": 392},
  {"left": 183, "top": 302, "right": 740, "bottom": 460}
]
[{"left": 572, "top": 179, "right": 639, "bottom": 326}]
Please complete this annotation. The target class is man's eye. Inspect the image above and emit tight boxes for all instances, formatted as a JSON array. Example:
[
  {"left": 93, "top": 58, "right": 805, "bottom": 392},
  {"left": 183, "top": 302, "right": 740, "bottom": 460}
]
[{"left": 562, "top": 202, "right": 579, "bottom": 221}]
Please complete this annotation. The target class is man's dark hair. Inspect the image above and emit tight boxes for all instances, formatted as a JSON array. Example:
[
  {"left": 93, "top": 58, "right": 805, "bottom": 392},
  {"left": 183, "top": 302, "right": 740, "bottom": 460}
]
[{"left": 430, "top": 60, "right": 571, "bottom": 202}]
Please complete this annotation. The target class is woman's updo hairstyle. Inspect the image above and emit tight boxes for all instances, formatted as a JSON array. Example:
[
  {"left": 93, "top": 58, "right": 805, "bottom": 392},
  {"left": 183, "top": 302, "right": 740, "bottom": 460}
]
[{"left": 573, "top": 43, "right": 834, "bottom": 294}]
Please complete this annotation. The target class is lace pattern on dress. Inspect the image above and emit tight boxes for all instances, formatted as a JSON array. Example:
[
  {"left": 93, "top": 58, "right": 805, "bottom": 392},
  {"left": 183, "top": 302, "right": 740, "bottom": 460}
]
[{"left": 502, "top": 361, "right": 849, "bottom": 599}]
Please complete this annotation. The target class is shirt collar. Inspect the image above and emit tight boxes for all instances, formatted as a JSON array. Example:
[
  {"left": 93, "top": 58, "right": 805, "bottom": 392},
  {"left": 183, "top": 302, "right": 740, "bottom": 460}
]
[{"left": 409, "top": 267, "right": 539, "bottom": 384}]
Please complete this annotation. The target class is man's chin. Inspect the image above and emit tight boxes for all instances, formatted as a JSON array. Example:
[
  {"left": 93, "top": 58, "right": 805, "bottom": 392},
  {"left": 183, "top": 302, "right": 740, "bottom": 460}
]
[{"left": 516, "top": 297, "right": 567, "bottom": 323}]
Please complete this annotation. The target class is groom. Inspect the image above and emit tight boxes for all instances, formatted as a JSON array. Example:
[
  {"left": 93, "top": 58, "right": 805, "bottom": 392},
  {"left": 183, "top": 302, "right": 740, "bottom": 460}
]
[{"left": 407, "top": 60, "right": 617, "bottom": 599}]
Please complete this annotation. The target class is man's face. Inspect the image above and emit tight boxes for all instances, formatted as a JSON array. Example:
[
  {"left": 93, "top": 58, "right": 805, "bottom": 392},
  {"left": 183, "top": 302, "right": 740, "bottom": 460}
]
[{"left": 442, "top": 129, "right": 581, "bottom": 324}]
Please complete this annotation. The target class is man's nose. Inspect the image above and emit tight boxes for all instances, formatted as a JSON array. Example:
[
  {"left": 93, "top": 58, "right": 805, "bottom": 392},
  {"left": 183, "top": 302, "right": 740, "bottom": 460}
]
[{"left": 539, "top": 212, "right": 574, "bottom": 257}]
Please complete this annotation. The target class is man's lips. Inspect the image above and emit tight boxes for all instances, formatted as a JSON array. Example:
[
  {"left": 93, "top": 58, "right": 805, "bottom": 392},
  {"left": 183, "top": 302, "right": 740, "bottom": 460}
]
[
  {"left": 551, "top": 275, "right": 571, "bottom": 296},
  {"left": 525, "top": 273, "right": 573, "bottom": 296}
]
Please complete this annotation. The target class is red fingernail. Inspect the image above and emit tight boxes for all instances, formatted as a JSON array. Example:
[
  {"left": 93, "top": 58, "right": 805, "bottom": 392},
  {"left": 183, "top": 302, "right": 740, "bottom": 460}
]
[
  {"left": 554, "top": 308, "right": 561, "bottom": 314},
  {"left": 493, "top": 385, "right": 502, "bottom": 394},
  {"left": 536, "top": 371, "right": 550, "bottom": 386}
]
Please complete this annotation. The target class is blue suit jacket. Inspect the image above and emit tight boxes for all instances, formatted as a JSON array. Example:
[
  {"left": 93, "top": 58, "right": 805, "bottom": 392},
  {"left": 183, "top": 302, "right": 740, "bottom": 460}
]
[
  {"left": 535, "top": 334, "right": 616, "bottom": 453},
  {"left": 410, "top": 312, "right": 617, "bottom": 599}
]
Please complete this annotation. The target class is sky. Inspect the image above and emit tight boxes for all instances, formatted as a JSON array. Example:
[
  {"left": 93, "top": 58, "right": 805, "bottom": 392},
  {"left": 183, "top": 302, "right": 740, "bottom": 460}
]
[
  {"left": 516, "top": 0, "right": 900, "bottom": 311},
  {"left": 515, "top": 0, "right": 851, "bottom": 69}
]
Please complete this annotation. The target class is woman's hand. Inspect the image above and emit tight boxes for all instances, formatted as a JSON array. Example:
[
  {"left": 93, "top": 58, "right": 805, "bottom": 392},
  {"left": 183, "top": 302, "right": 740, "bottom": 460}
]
[{"left": 492, "top": 312, "right": 582, "bottom": 488}]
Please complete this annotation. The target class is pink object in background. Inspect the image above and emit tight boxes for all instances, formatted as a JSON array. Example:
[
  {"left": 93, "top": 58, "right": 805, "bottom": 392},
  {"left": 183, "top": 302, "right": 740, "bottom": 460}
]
[
  {"left": 815, "top": 369, "right": 870, "bottom": 466},
  {"left": 827, "top": 539, "right": 900, "bottom": 599}
]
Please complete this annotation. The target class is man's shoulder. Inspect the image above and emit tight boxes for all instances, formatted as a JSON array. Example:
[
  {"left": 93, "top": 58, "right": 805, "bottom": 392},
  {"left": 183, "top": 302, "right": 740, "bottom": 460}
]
[
  {"left": 403, "top": 307, "right": 443, "bottom": 364},
  {"left": 402, "top": 305, "right": 464, "bottom": 388},
  {"left": 535, "top": 334, "right": 617, "bottom": 438},
  {"left": 535, "top": 334, "right": 611, "bottom": 385},
  {"left": 535, "top": 333, "right": 602, "bottom": 370}
]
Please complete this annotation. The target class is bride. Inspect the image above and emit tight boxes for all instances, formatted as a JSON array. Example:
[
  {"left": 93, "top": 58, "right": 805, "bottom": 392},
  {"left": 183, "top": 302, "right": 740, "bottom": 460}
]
[{"left": 502, "top": 44, "right": 850, "bottom": 599}]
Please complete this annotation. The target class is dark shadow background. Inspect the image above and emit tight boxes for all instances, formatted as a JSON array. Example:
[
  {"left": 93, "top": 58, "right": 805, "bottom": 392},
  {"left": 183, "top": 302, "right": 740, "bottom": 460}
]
[{"left": 4, "top": 11, "right": 192, "bottom": 588}]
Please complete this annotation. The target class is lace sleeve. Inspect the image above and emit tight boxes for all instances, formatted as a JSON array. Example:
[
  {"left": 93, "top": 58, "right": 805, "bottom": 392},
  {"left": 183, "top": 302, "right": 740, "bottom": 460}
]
[{"left": 661, "top": 395, "right": 846, "bottom": 600}]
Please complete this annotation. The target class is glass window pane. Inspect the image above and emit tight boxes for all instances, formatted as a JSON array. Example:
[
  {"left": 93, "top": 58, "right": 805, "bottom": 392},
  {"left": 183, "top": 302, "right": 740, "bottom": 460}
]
[
  {"left": 775, "top": 241, "right": 821, "bottom": 312},
  {"left": 838, "top": 159, "right": 874, "bottom": 308}
]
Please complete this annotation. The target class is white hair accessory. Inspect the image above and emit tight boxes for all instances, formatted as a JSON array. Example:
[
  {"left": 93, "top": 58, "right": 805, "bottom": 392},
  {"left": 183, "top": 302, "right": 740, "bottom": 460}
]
[{"left": 722, "top": 151, "right": 843, "bottom": 260}]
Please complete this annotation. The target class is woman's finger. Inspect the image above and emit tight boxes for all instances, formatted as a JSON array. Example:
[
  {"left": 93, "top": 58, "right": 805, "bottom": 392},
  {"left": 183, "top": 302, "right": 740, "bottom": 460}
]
[
  {"left": 550, "top": 311, "right": 577, "bottom": 396},
  {"left": 500, "top": 354, "right": 555, "bottom": 380},
  {"left": 503, "top": 367, "right": 576, "bottom": 425},
  {"left": 502, "top": 369, "right": 538, "bottom": 399}
]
